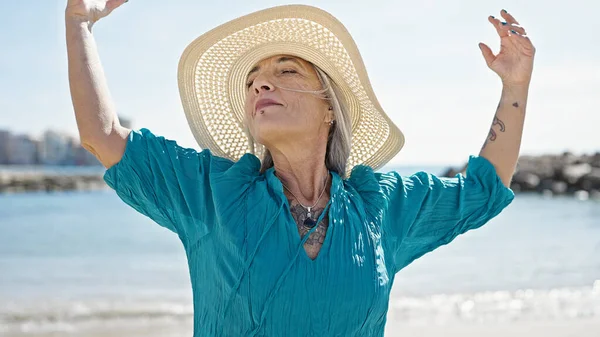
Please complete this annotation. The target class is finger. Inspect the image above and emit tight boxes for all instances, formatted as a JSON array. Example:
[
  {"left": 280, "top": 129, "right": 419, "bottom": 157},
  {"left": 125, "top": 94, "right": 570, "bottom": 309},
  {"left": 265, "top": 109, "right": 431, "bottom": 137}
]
[
  {"left": 106, "top": 0, "right": 128, "bottom": 12},
  {"left": 488, "top": 15, "right": 508, "bottom": 37},
  {"left": 509, "top": 30, "right": 531, "bottom": 41},
  {"left": 500, "top": 9, "right": 520, "bottom": 25},
  {"left": 478, "top": 43, "right": 496, "bottom": 68},
  {"left": 488, "top": 16, "right": 527, "bottom": 38},
  {"left": 499, "top": 23, "right": 527, "bottom": 36}
]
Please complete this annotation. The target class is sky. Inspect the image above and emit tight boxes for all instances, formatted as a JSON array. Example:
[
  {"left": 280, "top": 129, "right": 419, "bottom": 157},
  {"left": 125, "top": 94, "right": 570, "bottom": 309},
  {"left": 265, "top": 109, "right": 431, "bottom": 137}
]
[{"left": 0, "top": 0, "right": 598, "bottom": 166}]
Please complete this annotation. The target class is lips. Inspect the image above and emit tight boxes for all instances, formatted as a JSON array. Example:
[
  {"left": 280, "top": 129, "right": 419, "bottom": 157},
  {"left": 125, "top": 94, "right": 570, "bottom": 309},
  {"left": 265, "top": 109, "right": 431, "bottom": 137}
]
[{"left": 255, "top": 98, "right": 282, "bottom": 113}]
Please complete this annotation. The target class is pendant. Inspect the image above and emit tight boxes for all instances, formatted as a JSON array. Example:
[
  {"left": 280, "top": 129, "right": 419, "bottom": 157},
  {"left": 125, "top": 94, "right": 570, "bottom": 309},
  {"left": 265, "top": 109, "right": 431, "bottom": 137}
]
[
  {"left": 303, "top": 206, "right": 317, "bottom": 228},
  {"left": 303, "top": 217, "right": 317, "bottom": 228}
]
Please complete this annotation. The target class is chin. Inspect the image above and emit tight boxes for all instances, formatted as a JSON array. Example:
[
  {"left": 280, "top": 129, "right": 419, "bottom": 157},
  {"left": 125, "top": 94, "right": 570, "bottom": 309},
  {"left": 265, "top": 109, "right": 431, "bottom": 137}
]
[{"left": 251, "top": 119, "right": 294, "bottom": 145}]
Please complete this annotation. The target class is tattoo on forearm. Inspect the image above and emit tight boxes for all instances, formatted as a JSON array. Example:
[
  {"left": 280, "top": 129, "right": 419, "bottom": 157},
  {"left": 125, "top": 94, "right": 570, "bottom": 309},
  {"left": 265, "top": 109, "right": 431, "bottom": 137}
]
[
  {"left": 483, "top": 115, "right": 506, "bottom": 148},
  {"left": 482, "top": 101, "right": 518, "bottom": 149},
  {"left": 487, "top": 128, "right": 498, "bottom": 142},
  {"left": 492, "top": 116, "right": 506, "bottom": 133}
]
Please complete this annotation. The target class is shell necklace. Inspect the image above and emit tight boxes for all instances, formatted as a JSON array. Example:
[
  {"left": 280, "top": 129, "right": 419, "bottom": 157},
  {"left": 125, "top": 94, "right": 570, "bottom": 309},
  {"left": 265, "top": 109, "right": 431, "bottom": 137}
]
[{"left": 277, "top": 171, "right": 329, "bottom": 228}]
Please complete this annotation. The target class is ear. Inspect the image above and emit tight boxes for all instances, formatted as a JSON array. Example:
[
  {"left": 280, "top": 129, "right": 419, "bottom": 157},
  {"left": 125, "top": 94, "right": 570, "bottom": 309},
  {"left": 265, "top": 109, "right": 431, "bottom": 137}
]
[{"left": 325, "top": 105, "right": 334, "bottom": 122}]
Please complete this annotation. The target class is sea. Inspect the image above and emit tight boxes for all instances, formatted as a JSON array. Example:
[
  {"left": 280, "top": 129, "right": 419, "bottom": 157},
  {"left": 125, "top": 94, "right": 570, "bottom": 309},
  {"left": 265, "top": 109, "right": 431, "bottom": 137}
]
[{"left": 0, "top": 165, "right": 599, "bottom": 336}]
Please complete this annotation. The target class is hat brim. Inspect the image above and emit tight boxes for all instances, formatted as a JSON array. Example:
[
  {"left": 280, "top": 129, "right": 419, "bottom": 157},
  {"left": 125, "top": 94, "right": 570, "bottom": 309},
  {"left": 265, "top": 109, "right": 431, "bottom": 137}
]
[{"left": 177, "top": 4, "right": 405, "bottom": 174}]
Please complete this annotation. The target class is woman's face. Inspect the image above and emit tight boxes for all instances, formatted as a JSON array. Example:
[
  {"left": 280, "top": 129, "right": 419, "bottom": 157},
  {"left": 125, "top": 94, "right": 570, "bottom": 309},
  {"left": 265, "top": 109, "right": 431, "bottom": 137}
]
[{"left": 243, "top": 55, "right": 331, "bottom": 147}]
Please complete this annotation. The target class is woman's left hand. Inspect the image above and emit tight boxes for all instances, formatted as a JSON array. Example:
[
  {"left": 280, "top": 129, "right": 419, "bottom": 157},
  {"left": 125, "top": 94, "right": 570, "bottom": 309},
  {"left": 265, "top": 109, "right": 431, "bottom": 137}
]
[{"left": 479, "top": 9, "right": 536, "bottom": 87}]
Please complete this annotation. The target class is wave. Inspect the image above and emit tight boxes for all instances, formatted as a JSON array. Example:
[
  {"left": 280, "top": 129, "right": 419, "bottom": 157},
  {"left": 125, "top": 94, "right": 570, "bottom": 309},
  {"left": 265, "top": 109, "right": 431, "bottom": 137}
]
[
  {"left": 0, "top": 299, "right": 193, "bottom": 334},
  {"left": 1, "top": 281, "right": 599, "bottom": 333},
  {"left": 389, "top": 280, "right": 600, "bottom": 324}
]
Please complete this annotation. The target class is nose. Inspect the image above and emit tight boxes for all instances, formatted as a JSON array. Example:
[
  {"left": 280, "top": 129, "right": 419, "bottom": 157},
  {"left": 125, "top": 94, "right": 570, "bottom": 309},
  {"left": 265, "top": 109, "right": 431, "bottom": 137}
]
[{"left": 252, "top": 74, "right": 275, "bottom": 95}]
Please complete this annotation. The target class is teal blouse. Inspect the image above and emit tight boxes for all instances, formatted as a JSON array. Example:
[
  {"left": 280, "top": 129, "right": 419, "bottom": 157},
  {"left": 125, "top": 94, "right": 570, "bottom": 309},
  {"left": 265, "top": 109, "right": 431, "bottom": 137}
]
[{"left": 104, "top": 128, "right": 514, "bottom": 337}]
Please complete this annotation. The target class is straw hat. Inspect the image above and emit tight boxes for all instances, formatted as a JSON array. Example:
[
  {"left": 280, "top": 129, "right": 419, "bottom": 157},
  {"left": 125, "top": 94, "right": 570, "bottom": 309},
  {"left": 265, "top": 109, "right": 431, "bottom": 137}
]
[{"left": 177, "top": 4, "right": 404, "bottom": 173}]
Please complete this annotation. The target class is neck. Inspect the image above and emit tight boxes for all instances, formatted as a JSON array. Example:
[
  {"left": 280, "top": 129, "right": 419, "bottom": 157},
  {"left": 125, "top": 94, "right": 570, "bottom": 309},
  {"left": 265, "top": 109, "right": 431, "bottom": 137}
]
[{"left": 270, "top": 144, "right": 331, "bottom": 206}]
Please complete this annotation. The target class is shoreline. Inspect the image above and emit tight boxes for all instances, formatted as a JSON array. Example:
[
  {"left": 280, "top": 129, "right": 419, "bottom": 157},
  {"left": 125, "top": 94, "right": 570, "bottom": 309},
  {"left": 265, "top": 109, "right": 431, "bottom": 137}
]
[
  {"left": 0, "top": 171, "right": 107, "bottom": 194},
  {"left": 1, "top": 151, "right": 599, "bottom": 197},
  {"left": 3, "top": 280, "right": 598, "bottom": 336},
  {"left": 3, "top": 318, "right": 599, "bottom": 337}
]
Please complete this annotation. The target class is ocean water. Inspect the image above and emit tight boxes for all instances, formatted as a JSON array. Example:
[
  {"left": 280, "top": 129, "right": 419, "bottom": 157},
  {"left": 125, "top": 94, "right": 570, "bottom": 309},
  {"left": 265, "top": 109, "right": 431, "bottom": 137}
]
[
  {"left": 0, "top": 167, "right": 599, "bottom": 335},
  {"left": 0, "top": 166, "right": 105, "bottom": 176}
]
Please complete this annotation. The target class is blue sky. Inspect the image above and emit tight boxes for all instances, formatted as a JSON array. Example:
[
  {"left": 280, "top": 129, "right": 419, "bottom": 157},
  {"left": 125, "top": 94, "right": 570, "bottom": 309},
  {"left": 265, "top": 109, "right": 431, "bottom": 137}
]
[{"left": 0, "top": 0, "right": 598, "bottom": 165}]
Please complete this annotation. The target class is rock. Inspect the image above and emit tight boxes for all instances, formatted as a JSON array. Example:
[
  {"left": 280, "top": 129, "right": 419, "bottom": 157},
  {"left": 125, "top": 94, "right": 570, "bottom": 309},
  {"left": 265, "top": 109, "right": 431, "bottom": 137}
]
[
  {"left": 512, "top": 171, "right": 540, "bottom": 191},
  {"left": 574, "top": 190, "right": 590, "bottom": 201},
  {"left": 560, "top": 151, "right": 580, "bottom": 166},
  {"left": 581, "top": 168, "right": 600, "bottom": 191},
  {"left": 453, "top": 152, "right": 600, "bottom": 198},
  {"left": 590, "top": 152, "right": 600, "bottom": 168},
  {"left": 0, "top": 171, "right": 106, "bottom": 194},
  {"left": 551, "top": 181, "right": 568, "bottom": 195},
  {"left": 562, "top": 163, "right": 593, "bottom": 184},
  {"left": 538, "top": 178, "right": 555, "bottom": 192}
]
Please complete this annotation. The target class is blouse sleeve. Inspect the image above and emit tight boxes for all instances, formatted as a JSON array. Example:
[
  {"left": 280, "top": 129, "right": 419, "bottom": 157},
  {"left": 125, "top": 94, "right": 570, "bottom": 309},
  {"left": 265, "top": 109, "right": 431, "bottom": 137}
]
[
  {"left": 377, "top": 155, "right": 515, "bottom": 273},
  {"left": 103, "top": 128, "right": 234, "bottom": 247}
]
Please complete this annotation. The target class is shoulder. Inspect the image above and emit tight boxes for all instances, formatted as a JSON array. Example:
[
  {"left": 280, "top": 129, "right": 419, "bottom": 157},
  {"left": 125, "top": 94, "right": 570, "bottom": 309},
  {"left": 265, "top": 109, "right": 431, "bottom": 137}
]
[
  {"left": 344, "top": 164, "right": 388, "bottom": 216},
  {"left": 344, "top": 165, "right": 435, "bottom": 213},
  {"left": 107, "top": 127, "right": 263, "bottom": 184},
  {"left": 346, "top": 164, "right": 415, "bottom": 200}
]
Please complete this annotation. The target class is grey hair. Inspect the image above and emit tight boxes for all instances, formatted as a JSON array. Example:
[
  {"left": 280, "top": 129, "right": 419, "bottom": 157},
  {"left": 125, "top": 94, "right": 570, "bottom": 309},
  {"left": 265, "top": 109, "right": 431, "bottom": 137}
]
[{"left": 244, "top": 64, "right": 352, "bottom": 178}]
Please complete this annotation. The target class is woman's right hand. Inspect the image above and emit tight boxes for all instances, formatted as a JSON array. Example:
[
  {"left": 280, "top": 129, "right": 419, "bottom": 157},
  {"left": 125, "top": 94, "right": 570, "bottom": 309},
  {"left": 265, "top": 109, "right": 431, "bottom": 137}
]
[{"left": 65, "top": 0, "right": 128, "bottom": 24}]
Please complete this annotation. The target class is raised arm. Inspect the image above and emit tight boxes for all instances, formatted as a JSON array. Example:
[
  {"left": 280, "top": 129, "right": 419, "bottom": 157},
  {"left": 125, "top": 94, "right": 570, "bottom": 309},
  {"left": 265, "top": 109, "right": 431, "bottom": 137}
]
[
  {"left": 65, "top": 0, "right": 130, "bottom": 168},
  {"left": 478, "top": 10, "right": 536, "bottom": 187}
]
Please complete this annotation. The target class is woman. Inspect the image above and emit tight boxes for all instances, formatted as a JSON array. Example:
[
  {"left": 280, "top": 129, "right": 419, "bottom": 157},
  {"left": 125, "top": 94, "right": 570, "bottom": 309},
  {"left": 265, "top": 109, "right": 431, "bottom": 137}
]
[{"left": 65, "top": 1, "right": 534, "bottom": 336}]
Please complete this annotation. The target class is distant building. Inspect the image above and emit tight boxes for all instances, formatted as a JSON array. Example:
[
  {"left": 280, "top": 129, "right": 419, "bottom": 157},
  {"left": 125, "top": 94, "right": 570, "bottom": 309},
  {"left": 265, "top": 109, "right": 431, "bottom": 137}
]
[
  {"left": 38, "top": 130, "right": 71, "bottom": 165},
  {"left": 0, "top": 127, "right": 104, "bottom": 167},
  {"left": 63, "top": 138, "right": 78, "bottom": 166},
  {"left": 0, "top": 130, "right": 10, "bottom": 165},
  {"left": 7, "top": 134, "right": 38, "bottom": 165}
]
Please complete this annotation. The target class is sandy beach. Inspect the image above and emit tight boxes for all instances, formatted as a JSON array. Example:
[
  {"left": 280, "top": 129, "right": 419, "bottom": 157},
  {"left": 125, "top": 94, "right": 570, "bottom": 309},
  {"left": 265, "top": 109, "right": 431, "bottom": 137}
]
[
  {"left": 3, "top": 319, "right": 600, "bottom": 337},
  {"left": 386, "top": 320, "right": 600, "bottom": 337}
]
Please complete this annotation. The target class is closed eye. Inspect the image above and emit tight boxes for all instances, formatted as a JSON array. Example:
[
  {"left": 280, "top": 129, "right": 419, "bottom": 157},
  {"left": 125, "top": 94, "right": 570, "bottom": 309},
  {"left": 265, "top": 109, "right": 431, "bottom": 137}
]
[{"left": 246, "top": 70, "right": 298, "bottom": 88}]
